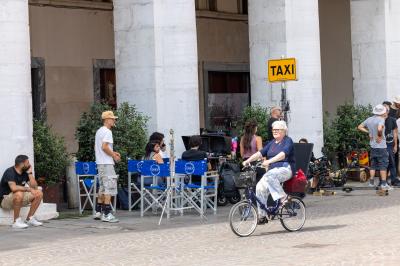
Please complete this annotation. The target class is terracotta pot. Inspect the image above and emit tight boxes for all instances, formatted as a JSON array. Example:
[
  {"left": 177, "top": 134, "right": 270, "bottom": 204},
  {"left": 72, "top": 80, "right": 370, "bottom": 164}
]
[{"left": 42, "top": 183, "right": 63, "bottom": 204}]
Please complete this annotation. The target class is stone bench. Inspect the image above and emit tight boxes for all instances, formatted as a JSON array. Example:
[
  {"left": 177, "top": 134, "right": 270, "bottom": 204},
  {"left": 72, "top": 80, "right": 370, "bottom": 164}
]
[{"left": 0, "top": 202, "right": 59, "bottom": 225}]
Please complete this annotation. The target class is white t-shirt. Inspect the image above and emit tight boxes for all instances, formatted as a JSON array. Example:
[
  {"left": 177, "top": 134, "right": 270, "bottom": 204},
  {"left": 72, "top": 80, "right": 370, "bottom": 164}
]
[{"left": 95, "top": 126, "right": 114, "bottom": 165}]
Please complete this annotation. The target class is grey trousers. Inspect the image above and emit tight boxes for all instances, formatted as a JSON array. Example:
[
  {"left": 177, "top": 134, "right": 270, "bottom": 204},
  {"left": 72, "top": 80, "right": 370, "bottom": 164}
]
[{"left": 256, "top": 165, "right": 292, "bottom": 217}]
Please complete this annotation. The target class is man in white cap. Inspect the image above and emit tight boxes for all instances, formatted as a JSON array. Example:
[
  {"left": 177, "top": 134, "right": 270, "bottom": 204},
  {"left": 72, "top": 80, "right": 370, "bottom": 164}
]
[
  {"left": 358, "top": 104, "right": 391, "bottom": 190},
  {"left": 94, "top": 110, "right": 121, "bottom": 222},
  {"left": 389, "top": 95, "right": 400, "bottom": 119}
]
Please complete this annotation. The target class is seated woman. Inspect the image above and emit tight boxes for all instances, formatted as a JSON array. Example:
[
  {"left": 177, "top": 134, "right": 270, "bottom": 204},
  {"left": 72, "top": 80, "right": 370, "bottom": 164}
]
[
  {"left": 149, "top": 132, "right": 168, "bottom": 158},
  {"left": 144, "top": 142, "right": 164, "bottom": 164},
  {"left": 243, "top": 121, "right": 295, "bottom": 224}
]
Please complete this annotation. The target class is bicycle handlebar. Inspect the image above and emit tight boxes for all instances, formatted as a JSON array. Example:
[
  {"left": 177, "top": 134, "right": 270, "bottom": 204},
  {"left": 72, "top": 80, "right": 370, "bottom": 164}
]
[{"left": 242, "top": 161, "right": 264, "bottom": 171}]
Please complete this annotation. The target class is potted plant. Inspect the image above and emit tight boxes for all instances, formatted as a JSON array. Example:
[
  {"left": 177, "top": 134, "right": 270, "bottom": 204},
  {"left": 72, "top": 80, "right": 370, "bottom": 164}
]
[{"left": 33, "top": 119, "right": 70, "bottom": 204}]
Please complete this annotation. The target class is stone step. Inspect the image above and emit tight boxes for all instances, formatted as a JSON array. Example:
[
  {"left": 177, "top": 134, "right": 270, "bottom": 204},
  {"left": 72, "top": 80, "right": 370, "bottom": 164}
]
[{"left": 0, "top": 203, "right": 59, "bottom": 225}]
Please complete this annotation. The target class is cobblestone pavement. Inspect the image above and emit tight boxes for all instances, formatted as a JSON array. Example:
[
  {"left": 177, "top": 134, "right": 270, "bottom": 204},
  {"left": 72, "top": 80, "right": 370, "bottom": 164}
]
[{"left": 0, "top": 185, "right": 399, "bottom": 266}]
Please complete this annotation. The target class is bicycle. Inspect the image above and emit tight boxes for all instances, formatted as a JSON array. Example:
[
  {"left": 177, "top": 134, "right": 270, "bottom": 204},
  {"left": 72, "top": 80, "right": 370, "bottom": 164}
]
[{"left": 229, "top": 163, "right": 306, "bottom": 237}]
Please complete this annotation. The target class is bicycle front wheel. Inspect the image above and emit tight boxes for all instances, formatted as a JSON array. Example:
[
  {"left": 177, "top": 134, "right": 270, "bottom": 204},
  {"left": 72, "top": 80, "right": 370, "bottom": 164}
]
[
  {"left": 279, "top": 197, "right": 306, "bottom": 232},
  {"left": 229, "top": 200, "right": 258, "bottom": 237}
]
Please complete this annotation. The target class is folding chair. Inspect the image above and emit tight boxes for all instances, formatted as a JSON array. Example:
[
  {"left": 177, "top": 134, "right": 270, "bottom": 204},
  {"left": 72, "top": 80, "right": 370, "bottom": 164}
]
[
  {"left": 127, "top": 159, "right": 144, "bottom": 211},
  {"left": 140, "top": 161, "right": 170, "bottom": 217},
  {"left": 176, "top": 160, "right": 218, "bottom": 218},
  {"left": 76, "top": 161, "right": 117, "bottom": 215},
  {"left": 75, "top": 162, "right": 97, "bottom": 215}
]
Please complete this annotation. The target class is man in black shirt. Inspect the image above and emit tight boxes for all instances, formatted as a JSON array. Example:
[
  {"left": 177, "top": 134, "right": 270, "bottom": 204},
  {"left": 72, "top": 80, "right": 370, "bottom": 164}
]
[
  {"left": 266, "top": 106, "right": 282, "bottom": 142},
  {"left": 0, "top": 155, "right": 43, "bottom": 229},
  {"left": 383, "top": 102, "right": 399, "bottom": 186},
  {"left": 388, "top": 97, "right": 400, "bottom": 175},
  {"left": 182, "top": 135, "right": 208, "bottom": 183}
]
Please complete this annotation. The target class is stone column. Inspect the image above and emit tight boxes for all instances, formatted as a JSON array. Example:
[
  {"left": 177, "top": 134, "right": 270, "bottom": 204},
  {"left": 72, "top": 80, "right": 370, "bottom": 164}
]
[
  {"left": 0, "top": 0, "right": 33, "bottom": 173},
  {"left": 248, "top": 0, "right": 324, "bottom": 155},
  {"left": 113, "top": 0, "right": 200, "bottom": 154},
  {"left": 351, "top": 0, "right": 400, "bottom": 105}
]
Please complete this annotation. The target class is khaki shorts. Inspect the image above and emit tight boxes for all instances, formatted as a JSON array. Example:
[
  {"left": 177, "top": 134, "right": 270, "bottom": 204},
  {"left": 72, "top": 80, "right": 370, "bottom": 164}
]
[
  {"left": 97, "top": 164, "right": 118, "bottom": 196},
  {"left": 1, "top": 192, "right": 31, "bottom": 210}
]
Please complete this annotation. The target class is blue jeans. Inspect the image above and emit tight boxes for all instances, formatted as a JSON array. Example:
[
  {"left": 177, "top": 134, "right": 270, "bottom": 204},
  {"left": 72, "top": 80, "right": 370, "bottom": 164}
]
[{"left": 387, "top": 144, "right": 397, "bottom": 182}]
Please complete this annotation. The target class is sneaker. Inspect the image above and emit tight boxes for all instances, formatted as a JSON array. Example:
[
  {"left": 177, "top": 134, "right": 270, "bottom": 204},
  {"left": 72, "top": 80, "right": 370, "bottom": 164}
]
[
  {"left": 257, "top": 216, "right": 267, "bottom": 225},
  {"left": 380, "top": 183, "right": 393, "bottom": 191},
  {"left": 391, "top": 180, "right": 400, "bottom": 187},
  {"left": 101, "top": 213, "right": 119, "bottom": 223},
  {"left": 368, "top": 181, "right": 375, "bottom": 188},
  {"left": 93, "top": 212, "right": 102, "bottom": 220},
  {"left": 12, "top": 218, "right": 28, "bottom": 229},
  {"left": 27, "top": 216, "right": 43, "bottom": 227}
]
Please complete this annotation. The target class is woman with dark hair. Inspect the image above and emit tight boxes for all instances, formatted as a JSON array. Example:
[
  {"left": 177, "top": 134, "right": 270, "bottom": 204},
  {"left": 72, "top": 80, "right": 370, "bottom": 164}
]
[
  {"left": 149, "top": 132, "right": 168, "bottom": 158},
  {"left": 144, "top": 142, "right": 164, "bottom": 164},
  {"left": 240, "top": 120, "right": 263, "bottom": 160}
]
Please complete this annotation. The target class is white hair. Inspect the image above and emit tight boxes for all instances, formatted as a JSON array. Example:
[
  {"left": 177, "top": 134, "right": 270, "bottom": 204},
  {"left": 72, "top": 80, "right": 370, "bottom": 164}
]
[{"left": 272, "top": 120, "right": 288, "bottom": 131}]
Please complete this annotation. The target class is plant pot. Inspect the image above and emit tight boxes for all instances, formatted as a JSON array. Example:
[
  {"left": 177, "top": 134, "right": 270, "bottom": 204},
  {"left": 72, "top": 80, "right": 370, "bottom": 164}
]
[{"left": 42, "top": 183, "right": 64, "bottom": 205}]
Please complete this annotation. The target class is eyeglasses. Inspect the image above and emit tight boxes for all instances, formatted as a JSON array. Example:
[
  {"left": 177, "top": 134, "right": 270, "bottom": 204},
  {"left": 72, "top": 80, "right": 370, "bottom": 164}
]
[{"left": 272, "top": 129, "right": 284, "bottom": 132}]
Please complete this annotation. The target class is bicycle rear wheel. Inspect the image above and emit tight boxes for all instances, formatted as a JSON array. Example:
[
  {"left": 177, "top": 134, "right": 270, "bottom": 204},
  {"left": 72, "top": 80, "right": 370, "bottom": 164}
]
[
  {"left": 279, "top": 197, "right": 306, "bottom": 232},
  {"left": 229, "top": 200, "right": 258, "bottom": 237}
]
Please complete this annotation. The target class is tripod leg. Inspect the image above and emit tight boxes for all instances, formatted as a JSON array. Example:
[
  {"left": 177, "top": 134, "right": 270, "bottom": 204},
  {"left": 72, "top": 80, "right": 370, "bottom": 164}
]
[{"left": 159, "top": 187, "right": 171, "bottom": 225}]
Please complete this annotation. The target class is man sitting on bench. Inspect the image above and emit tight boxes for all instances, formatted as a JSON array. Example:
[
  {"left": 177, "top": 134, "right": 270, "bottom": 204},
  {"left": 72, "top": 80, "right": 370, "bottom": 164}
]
[{"left": 0, "top": 155, "right": 43, "bottom": 229}]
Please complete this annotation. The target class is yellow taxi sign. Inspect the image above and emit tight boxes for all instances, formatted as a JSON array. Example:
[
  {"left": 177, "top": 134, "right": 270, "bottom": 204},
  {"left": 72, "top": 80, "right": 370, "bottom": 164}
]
[{"left": 268, "top": 58, "right": 297, "bottom": 82}]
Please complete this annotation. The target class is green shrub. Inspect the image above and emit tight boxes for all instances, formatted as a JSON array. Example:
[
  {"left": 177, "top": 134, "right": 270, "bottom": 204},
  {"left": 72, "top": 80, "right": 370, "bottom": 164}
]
[
  {"left": 75, "top": 102, "right": 111, "bottom": 161},
  {"left": 33, "top": 119, "right": 70, "bottom": 184},
  {"left": 113, "top": 102, "right": 148, "bottom": 180},
  {"left": 236, "top": 104, "right": 270, "bottom": 142},
  {"left": 75, "top": 102, "right": 148, "bottom": 183},
  {"left": 323, "top": 103, "right": 372, "bottom": 157}
]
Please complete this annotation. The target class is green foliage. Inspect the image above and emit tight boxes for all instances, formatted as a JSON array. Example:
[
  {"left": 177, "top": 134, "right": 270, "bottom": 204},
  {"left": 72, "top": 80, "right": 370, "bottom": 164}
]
[
  {"left": 75, "top": 102, "right": 148, "bottom": 182},
  {"left": 113, "top": 102, "right": 148, "bottom": 180},
  {"left": 33, "top": 119, "right": 70, "bottom": 184},
  {"left": 236, "top": 104, "right": 270, "bottom": 142},
  {"left": 323, "top": 103, "right": 372, "bottom": 156},
  {"left": 75, "top": 102, "right": 111, "bottom": 161}
]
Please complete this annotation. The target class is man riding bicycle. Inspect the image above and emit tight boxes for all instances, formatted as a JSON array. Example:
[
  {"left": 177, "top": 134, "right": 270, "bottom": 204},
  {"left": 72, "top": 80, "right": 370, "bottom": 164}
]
[{"left": 243, "top": 120, "right": 295, "bottom": 224}]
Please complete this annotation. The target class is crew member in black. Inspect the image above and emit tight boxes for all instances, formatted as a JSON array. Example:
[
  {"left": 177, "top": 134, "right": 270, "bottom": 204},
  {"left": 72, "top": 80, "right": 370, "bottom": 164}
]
[
  {"left": 266, "top": 107, "right": 282, "bottom": 142},
  {"left": 383, "top": 102, "right": 399, "bottom": 186},
  {"left": 182, "top": 135, "right": 208, "bottom": 184}
]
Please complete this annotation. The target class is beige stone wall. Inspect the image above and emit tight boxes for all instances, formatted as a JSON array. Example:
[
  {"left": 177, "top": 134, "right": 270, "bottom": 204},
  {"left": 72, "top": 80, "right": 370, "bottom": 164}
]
[
  {"left": 29, "top": 5, "right": 114, "bottom": 153},
  {"left": 196, "top": 12, "right": 250, "bottom": 127},
  {"left": 217, "top": 0, "right": 239, "bottom": 13},
  {"left": 29, "top": 2, "right": 249, "bottom": 152},
  {"left": 319, "top": 0, "right": 354, "bottom": 116}
]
